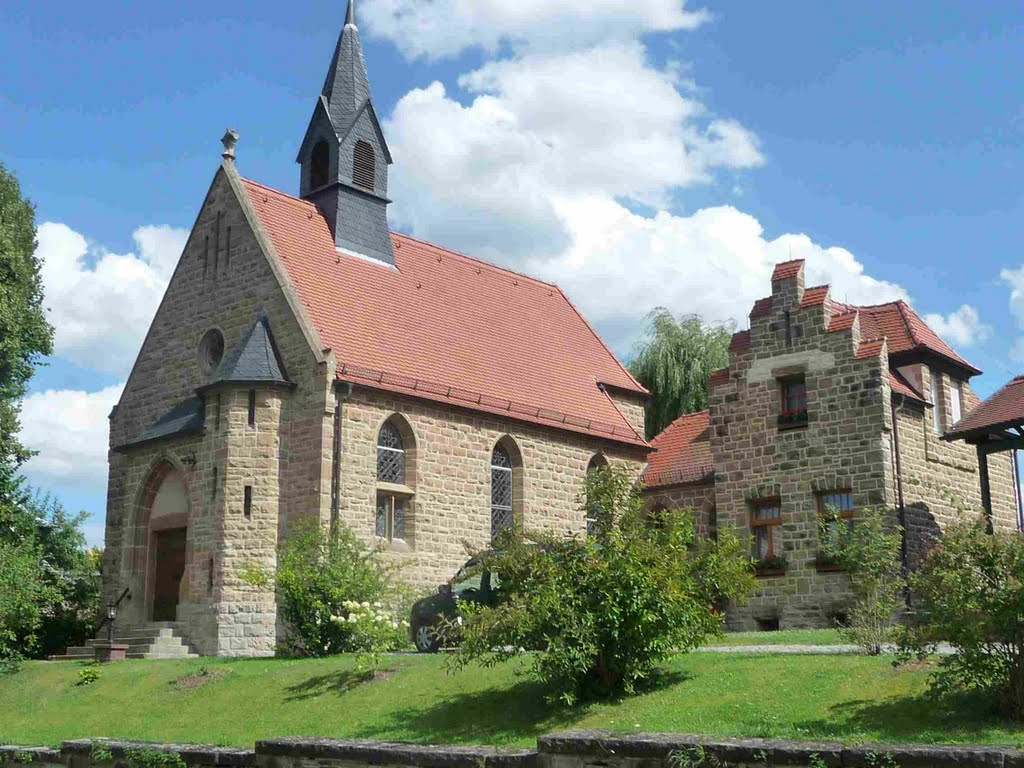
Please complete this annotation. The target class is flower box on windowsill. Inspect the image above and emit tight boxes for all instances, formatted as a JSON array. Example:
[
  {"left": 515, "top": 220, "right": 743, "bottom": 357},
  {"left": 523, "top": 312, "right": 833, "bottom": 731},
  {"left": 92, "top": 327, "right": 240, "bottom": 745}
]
[
  {"left": 778, "top": 411, "right": 809, "bottom": 431},
  {"left": 754, "top": 556, "right": 788, "bottom": 577},
  {"left": 814, "top": 554, "right": 846, "bottom": 573}
]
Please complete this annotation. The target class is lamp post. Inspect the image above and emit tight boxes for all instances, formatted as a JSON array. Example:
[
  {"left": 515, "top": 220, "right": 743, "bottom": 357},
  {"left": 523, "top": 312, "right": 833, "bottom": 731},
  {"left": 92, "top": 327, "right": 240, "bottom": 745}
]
[
  {"left": 95, "top": 601, "right": 127, "bottom": 663},
  {"left": 106, "top": 602, "right": 117, "bottom": 647}
]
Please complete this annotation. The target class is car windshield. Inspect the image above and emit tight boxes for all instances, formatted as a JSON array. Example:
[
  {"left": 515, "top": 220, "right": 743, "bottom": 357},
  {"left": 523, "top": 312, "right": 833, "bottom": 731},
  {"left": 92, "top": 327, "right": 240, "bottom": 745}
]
[{"left": 453, "top": 571, "right": 483, "bottom": 593}]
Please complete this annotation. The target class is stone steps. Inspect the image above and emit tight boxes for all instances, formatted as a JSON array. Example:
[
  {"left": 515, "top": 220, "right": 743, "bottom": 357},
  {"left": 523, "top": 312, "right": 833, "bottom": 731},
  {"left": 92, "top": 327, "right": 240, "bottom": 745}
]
[{"left": 50, "top": 622, "right": 200, "bottom": 661}]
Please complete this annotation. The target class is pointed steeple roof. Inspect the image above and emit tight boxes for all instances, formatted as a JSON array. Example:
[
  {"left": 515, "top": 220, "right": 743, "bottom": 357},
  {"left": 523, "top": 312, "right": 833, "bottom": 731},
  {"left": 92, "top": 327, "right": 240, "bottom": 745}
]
[
  {"left": 321, "top": 0, "right": 371, "bottom": 135},
  {"left": 199, "top": 313, "right": 294, "bottom": 391}
]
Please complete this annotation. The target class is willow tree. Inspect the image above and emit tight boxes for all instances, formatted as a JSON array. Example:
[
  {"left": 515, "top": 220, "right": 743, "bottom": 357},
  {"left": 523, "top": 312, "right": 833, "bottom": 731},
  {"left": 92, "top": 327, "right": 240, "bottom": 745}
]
[{"left": 629, "top": 309, "right": 733, "bottom": 440}]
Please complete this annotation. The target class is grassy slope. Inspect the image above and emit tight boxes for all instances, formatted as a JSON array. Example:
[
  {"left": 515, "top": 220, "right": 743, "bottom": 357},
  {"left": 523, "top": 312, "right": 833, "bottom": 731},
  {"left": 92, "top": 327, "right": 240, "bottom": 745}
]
[{"left": 2, "top": 654, "right": 1022, "bottom": 749}]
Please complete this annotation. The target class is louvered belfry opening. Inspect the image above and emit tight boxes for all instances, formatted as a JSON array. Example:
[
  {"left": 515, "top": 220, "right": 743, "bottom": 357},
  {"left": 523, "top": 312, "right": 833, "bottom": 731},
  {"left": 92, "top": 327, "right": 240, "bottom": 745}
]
[{"left": 352, "top": 140, "right": 376, "bottom": 191}]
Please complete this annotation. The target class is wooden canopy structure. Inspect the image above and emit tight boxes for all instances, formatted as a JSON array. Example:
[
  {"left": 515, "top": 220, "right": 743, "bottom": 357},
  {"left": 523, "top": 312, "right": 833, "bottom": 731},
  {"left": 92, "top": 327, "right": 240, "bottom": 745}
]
[{"left": 943, "top": 376, "right": 1024, "bottom": 533}]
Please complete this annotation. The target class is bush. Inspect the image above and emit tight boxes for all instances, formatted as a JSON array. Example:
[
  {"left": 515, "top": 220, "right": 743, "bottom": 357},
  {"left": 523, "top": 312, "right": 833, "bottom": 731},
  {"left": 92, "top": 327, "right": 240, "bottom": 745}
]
[
  {"left": 819, "top": 506, "right": 905, "bottom": 655},
  {"left": 0, "top": 490, "right": 101, "bottom": 659},
  {"left": 331, "top": 600, "right": 409, "bottom": 675},
  {"left": 451, "top": 466, "right": 755, "bottom": 704},
  {"left": 899, "top": 516, "right": 1024, "bottom": 720},
  {"left": 0, "top": 539, "right": 56, "bottom": 668},
  {"left": 253, "top": 521, "right": 407, "bottom": 657}
]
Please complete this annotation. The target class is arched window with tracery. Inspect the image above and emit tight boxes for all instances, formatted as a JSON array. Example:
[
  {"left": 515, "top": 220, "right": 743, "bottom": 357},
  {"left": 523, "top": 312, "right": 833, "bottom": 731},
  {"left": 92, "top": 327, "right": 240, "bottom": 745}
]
[
  {"left": 585, "top": 454, "right": 610, "bottom": 537},
  {"left": 376, "top": 420, "right": 410, "bottom": 543},
  {"left": 490, "top": 444, "right": 514, "bottom": 541},
  {"left": 310, "top": 140, "right": 330, "bottom": 190}
]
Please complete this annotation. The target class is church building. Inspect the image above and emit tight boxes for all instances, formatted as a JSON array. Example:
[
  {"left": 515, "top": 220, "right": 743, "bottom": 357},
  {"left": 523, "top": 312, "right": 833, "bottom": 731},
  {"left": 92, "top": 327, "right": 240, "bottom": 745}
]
[{"left": 97, "top": 1, "right": 650, "bottom": 657}]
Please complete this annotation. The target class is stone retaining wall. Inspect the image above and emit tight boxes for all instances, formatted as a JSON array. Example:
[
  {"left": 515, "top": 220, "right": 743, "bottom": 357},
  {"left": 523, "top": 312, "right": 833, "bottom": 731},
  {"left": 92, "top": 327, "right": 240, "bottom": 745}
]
[{"left": 5, "top": 731, "right": 1023, "bottom": 768}]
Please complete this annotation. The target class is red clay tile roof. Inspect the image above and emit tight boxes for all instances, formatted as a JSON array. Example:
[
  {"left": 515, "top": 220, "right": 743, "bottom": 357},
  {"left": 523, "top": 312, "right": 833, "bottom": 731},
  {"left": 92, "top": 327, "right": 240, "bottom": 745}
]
[
  {"left": 945, "top": 376, "right": 1024, "bottom": 440},
  {"left": 242, "top": 178, "right": 648, "bottom": 447},
  {"left": 772, "top": 260, "right": 804, "bottom": 282},
  {"left": 749, "top": 297, "right": 773, "bottom": 320},
  {"left": 746, "top": 264, "right": 980, "bottom": 377},
  {"left": 890, "top": 370, "right": 927, "bottom": 403},
  {"left": 708, "top": 368, "right": 731, "bottom": 386},
  {"left": 642, "top": 410, "right": 715, "bottom": 488},
  {"left": 800, "top": 285, "right": 830, "bottom": 308},
  {"left": 730, "top": 331, "right": 751, "bottom": 351},
  {"left": 858, "top": 301, "right": 980, "bottom": 374}
]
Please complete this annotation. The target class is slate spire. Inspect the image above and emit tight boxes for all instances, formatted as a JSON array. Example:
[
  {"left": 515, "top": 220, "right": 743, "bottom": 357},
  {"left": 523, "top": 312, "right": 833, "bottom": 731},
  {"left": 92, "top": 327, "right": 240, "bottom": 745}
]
[
  {"left": 321, "top": 0, "right": 371, "bottom": 133},
  {"left": 298, "top": 1, "right": 395, "bottom": 266}
]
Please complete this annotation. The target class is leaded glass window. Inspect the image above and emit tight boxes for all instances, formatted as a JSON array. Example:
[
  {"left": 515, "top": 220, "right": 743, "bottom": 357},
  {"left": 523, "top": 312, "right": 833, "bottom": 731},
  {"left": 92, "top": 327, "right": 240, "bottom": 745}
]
[
  {"left": 377, "top": 422, "right": 405, "bottom": 484},
  {"left": 491, "top": 445, "right": 514, "bottom": 541},
  {"left": 585, "top": 455, "right": 608, "bottom": 537},
  {"left": 376, "top": 492, "right": 406, "bottom": 542}
]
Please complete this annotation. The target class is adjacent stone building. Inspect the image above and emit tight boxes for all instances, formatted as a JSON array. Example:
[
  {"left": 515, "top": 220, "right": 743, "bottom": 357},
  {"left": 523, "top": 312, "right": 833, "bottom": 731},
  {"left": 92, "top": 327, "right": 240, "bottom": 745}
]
[
  {"left": 99, "top": 2, "right": 649, "bottom": 657},
  {"left": 644, "top": 260, "right": 1021, "bottom": 630}
]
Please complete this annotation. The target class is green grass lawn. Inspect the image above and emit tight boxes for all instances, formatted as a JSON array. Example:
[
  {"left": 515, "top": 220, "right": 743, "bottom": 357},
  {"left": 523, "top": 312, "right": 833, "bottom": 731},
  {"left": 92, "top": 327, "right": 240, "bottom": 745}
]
[
  {"left": 1, "top": 653, "right": 1021, "bottom": 750},
  {"left": 706, "top": 629, "right": 846, "bottom": 646}
]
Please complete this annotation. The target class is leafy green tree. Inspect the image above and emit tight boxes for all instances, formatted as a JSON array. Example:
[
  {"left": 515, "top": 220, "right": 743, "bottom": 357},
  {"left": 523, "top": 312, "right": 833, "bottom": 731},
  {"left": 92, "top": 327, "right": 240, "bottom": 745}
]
[
  {"left": 451, "top": 465, "right": 755, "bottom": 704},
  {"left": 819, "top": 506, "right": 905, "bottom": 655},
  {"left": 0, "top": 492, "right": 102, "bottom": 659},
  {"left": 900, "top": 517, "right": 1024, "bottom": 720},
  {"left": 0, "top": 539, "right": 55, "bottom": 669},
  {"left": 0, "top": 163, "right": 53, "bottom": 511},
  {"left": 629, "top": 310, "right": 733, "bottom": 439}
]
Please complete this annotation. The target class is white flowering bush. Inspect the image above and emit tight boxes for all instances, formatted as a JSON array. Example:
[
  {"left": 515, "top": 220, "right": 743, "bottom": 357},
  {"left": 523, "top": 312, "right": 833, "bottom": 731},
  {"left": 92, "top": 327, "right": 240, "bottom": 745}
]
[{"left": 331, "top": 601, "right": 409, "bottom": 674}]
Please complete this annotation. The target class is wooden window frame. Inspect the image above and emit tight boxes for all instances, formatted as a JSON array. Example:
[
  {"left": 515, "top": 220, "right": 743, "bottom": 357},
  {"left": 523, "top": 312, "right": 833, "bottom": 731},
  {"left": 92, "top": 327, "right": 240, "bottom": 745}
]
[
  {"left": 750, "top": 499, "right": 782, "bottom": 562},
  {"left": 816, "top": 490, "right": 855, "bottom": 571},
  {"left": 779, "top": 375, "right": 809, "bottom": 430}
]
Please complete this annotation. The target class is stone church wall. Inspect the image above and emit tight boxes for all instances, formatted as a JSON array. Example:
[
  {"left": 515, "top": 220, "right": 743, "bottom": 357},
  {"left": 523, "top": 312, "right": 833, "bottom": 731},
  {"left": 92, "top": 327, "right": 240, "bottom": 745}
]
[
  {"left": 337, "top": 386, "right": 649, "bottom": 589},
  {"left": 104, "top": 165, "right": 333, "bottom": 656}
]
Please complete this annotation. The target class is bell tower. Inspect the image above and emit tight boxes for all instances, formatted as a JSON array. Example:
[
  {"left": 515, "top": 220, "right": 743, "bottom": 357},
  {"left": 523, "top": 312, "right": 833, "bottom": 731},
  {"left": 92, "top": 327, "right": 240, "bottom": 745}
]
[{"left": 297, "top": 0, "right": 395, "bottom": 265}]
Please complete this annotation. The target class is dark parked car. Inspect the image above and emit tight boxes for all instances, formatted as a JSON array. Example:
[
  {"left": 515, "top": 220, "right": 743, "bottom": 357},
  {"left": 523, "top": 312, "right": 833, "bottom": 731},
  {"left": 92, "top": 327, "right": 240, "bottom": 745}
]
[{"left": 410, "top": 557, "right": 502, "bottom": 653}]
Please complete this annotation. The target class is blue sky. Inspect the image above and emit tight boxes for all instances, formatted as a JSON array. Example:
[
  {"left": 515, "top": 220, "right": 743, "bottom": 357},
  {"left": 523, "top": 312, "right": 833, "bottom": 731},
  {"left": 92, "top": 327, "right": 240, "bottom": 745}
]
[{"left": 2, "top": 1, "right": 1023, "bottom": 544}]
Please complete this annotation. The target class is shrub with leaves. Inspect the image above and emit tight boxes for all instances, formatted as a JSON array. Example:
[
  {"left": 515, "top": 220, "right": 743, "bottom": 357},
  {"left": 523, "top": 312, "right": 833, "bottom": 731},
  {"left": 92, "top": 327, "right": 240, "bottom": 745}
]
[
  {"left": 450, "top": 465, "right": 755, "bottom": 704},
  {"left": 899, "top": 516, "right": 1024, "bottom": 721},
  {"left": 0, "top": 539, "right": 56, "bottom": 669},
  {"left": 331, "top": 600, "right": 409, "bottom": 674},
  {"left": 818, "top": 506, "right": 905, "bottom": 655},
  {"left": 248, "top": 521, "right": 406, "bottom": 657}
]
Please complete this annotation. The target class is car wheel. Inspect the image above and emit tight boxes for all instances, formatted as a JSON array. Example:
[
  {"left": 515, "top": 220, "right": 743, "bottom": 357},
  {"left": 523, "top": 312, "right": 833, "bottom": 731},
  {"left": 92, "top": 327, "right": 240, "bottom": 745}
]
[{"left": 413, "top": 621, "right": 440, "bottom": 654}]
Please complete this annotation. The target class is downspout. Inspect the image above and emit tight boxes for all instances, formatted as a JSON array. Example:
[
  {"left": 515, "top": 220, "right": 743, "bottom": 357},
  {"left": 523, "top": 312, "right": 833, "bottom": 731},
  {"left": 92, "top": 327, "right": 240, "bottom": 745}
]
[
  {"left": 1014, "top": 449, "right": 1024, "bottom": 534},
  {"left": 331, "top": 381, "right": 354, "bottom": 533},
  {"left": 891, "top": 395, "right": 909, "bottom": 574}
]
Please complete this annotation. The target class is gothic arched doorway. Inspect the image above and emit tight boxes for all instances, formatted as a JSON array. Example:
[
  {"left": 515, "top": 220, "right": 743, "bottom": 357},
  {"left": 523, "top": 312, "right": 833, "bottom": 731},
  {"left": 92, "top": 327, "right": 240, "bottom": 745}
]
[{"left": 136, "top": 462, "right": 191, "bottom": 622}]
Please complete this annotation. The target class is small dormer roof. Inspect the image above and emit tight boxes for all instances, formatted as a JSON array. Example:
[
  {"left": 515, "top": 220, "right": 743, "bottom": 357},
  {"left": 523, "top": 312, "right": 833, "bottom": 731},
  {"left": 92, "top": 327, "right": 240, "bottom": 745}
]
[{"left": 199, "top": 313, "right": 293, "bottom": 392}]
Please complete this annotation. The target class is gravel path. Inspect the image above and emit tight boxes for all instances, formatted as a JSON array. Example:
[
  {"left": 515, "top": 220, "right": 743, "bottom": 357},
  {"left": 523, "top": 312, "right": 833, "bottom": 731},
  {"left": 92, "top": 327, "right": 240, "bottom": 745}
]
[{"left": 698, "top": 643, "right": 955, "bottom": 655}]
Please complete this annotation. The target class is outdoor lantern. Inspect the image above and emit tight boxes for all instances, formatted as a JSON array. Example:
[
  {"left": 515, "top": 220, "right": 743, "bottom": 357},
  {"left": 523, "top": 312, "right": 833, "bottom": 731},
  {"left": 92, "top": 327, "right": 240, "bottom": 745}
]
[{"left": 106, "top": 602, "right": 117, "bottom": 646}]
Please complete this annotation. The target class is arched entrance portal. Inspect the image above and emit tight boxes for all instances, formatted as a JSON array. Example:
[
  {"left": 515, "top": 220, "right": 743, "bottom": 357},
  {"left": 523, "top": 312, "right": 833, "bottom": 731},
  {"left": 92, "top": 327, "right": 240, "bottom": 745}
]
[{"left": 136, "top": 463, "right": 191, "bottom": 622}]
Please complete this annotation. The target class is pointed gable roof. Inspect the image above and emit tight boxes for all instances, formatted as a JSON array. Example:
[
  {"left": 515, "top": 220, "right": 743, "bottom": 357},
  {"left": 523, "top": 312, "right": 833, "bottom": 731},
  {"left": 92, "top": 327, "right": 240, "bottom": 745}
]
[
  {"left": 200, "top": 313, "right": 293, "bottom": 392},
  {"left": 642, "top": 411, "right": 714, "bottom": 488},
  {"left": 242, "top": 178, "right": 648, "bottom": 448}
]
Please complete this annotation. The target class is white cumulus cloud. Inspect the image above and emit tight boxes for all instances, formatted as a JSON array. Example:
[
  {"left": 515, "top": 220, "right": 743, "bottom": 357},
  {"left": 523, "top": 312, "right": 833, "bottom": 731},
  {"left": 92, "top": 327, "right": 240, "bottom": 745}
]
[
  {"left": 924, "top": 305, "right": 992, "bottom": 348},
  {"left": 19, "top": 384, "right": 125, "bottom": 489},
  {"left": 37, "top": 222, "right": 187, "bottom": 375},
  {"left": 362, "top": 0, "right": 710, "bottom": 60},
  {"left": 386, "top": 42, "right": 764, "bottom": 261}
]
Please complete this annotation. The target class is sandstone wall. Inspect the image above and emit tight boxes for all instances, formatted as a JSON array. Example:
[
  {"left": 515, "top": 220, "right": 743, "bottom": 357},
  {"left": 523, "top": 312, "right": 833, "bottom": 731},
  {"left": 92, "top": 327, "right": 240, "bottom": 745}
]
[
  {"left": 643, "top": 482, "right": 717, "bottom": 538},
  {"left": 894, "top": 366, "right": 1018, "bottom": 565},
  {"left": 709, "top": 275, "right": 886, "bottom": 630},
  {"left": 104, "top": 165, "right": 332, "bottom": 656},
  {"left": 336, "top": 386, "right": 649, "bottom": 589}
]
